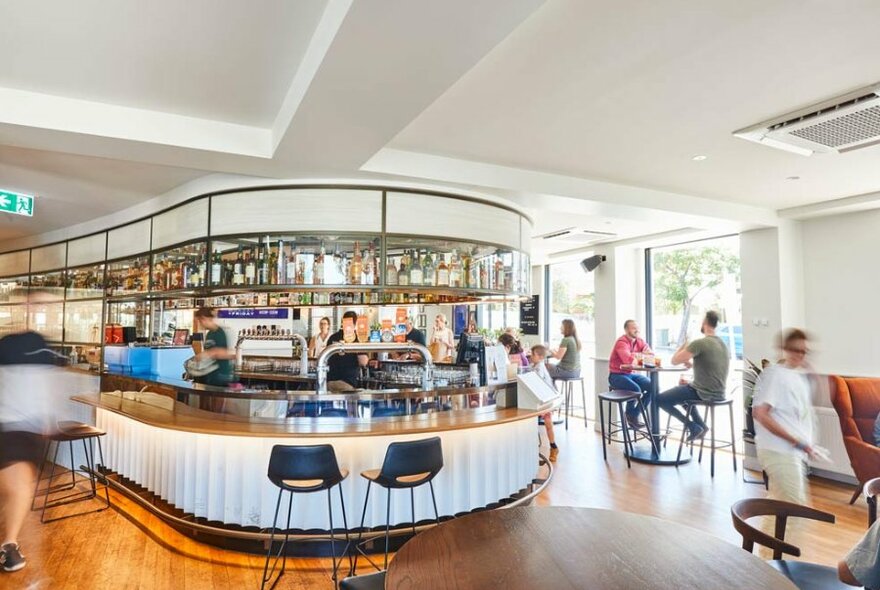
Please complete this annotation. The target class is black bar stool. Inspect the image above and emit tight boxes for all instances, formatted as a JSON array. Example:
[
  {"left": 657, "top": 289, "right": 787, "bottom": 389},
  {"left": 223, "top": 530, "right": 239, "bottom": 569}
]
[
  {"left": 340, "top": 571, "right": 386, "bottom": 590},
  {"left": 261, "top": 444, "right": 351, "bottom": 590},
  {"left": 354, "top": 437, "right": 443, "bottom": 572},
  {"left": 33, "top": 421, "right": 111, "bottom": 523},
  {"left": 675, "top": 398, "right": 737, "bottom": 477},
  {"left": 553, "top": 377, "right": 587, "bottom": 430},
  {"left": 597, "top": 390, "right": 655, "bottom": 468}
]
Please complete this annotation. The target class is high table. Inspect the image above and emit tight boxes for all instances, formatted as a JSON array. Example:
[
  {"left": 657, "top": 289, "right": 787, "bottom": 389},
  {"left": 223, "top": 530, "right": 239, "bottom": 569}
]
[
  {"left": 621, "top": 364, "right": 689, "bottom": 466},
  {"left": 385, "top": 506, "right": 797, "bottom": 590}
]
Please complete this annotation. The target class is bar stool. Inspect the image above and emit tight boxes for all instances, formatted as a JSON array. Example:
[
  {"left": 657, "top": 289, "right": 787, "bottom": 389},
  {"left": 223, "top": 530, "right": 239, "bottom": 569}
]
[
  {"left": 340, "top": 571, "right": 386, "bottom": 590},
  {"left": 553, "top": 377, "right": 587, "bottom": 430},
  {"left": 261, "top": 444, "right": 351, "bottom": 590},
  {"left": 33, "top": 421, "right": 111, "bottom": 523},
  {"left": 675, "top": 398, "right": 737, "bottom": 477},
  {"left": 597, "top": 390, "right": 654, "bottom": 468},
  {"left": 354, "top": 437, "right": 443, "bottom": 572}
]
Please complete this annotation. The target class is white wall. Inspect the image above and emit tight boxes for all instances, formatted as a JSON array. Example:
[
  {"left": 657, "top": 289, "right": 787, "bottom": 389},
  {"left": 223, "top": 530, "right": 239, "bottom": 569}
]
[
  {"left": 740, "top": 228, "right": 783, "bottom": 364},
  {"left": 801, "top": 209, "right": 880, "bottom": 377}
]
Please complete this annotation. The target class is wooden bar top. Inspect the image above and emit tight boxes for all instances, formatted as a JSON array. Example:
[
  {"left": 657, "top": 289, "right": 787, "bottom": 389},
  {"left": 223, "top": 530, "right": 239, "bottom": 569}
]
[{"left": 72, "top": 393, "right": 543, "bottom": 438}]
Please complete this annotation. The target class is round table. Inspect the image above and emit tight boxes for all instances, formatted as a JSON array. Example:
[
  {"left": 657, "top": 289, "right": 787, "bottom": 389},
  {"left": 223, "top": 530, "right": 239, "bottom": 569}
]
[
  {"left": 386, "top": 506, "right": 797, "bottom": 590},
  {"left": 621, "top": 365, "right": 689, "bottom": 465}
]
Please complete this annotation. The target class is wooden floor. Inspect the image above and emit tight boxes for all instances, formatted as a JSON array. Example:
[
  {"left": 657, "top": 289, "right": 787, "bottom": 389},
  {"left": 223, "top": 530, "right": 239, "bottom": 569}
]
[{"left": 0, "top": 424, "right": 868, "bottom": 589}]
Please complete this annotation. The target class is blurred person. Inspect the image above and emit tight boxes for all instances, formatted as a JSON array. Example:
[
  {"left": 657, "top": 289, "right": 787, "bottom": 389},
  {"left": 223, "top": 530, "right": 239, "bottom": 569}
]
[
  {"left": 752, "top": 329, "right": 818, "bottom": 506},
  {"left": 839, "top": 518, "right": 880, "bottom": 588},
  {"left": 531, "top": 344, "right": 560, "bottom": 462},
  {"left": 430, "top": 314, "right": 455, "bottom": 362},
  {"left": 657, "top": 311, "right": 730, "bottom": 443},
  {"left": 547, "top": 319, "right": 581, "bottom": 379},
  {"left": 0, "top": 329, "right": 61, "bottom": 573},
  {"left": 309, "top": 316, "right": 332, "bottom": 358},
  {"left": 193, "top": 308, "right": 234, "bottom": 387},
  {"left": 499, "top": 333, "right": 528, "bottom": 367},
  {"left": 608, "top": 319, "right": 653, "bottom": 429},
  {"left": 326, "top": 310, "right": 369, "bottom": 391}
]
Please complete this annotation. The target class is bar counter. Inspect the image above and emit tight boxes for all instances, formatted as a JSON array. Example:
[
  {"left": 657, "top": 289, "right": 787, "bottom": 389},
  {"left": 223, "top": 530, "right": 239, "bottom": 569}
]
[{"left": 74, "top": 372, "right": 546, "bottom": 533}]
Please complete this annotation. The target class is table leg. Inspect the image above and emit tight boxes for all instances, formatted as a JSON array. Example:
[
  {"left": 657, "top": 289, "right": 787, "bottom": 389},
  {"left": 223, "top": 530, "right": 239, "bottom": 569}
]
[{"left": 626, "top": 371, "right": 691, "bottom": 466}]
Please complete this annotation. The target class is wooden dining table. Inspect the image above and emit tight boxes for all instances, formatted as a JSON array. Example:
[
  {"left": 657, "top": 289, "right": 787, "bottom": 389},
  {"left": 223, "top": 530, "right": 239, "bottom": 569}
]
[{"left": 385, "top": 506, "right": 797, "bottom": 590}]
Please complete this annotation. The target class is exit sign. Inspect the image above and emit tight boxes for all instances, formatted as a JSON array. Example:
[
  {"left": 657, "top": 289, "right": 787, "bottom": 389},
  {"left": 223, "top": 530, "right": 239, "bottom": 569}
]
[{"left": 0, "top": 190, "right": 34, "bottom": 217}]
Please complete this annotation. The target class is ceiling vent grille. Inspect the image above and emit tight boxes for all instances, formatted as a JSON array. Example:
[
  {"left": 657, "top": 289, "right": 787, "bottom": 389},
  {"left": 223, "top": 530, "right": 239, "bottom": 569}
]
[
  {"left": 734, "top": 84, "right": 880, "bottom": 156},
  {"left": 538, "top": 228, "right": 616, "bottom": 245}
]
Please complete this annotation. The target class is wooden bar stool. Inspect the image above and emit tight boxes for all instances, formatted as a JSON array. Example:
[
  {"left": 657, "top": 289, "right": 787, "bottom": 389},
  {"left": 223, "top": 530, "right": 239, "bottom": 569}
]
[
  {"left": 33, "top": 421, "right": 111, "bottom": 523},
  {"left": 553, "top": 377, "right": 587, "bottom": 430},
  {"left": 675, "top": 398, "right": 737, "bottom": 477},
  {"left": 261, "top": 444, "right": 351, "bottom": 590},
  {"left": 598, "top": 390, "right": 654, "bottom": 468}
]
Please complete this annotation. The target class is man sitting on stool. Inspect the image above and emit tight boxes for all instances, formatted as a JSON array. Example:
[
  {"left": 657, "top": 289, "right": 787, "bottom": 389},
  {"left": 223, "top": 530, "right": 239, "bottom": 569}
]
[
  {"left": 608, "top": 319, "right": 653, "bottom": 430},
  {"left": 657, "top": 311, "right": 730, "bottom": 443}
]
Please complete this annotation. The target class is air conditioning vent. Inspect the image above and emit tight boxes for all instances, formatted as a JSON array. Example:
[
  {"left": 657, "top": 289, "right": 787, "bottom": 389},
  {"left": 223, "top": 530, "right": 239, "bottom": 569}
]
[
  {"left": 538, "top": 227, "right": 616, "bottom": 245},
  {"left": 734, "top": 83, "right": 880, "bottom": 156}
]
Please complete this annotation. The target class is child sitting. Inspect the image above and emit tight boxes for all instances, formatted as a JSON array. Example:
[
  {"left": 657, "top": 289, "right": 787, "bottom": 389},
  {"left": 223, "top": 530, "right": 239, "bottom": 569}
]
[{"left": 531, "top": 345, "right": 559, "bottom": 462}]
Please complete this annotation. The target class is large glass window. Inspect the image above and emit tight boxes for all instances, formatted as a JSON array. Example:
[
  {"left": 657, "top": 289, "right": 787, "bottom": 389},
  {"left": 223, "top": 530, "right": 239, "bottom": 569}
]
[
  {"left": 547, "top": 259, "right": 596, "bottom": 418},
  {"left": 648, "top": 235, "right": 742, "bottom": 436}
]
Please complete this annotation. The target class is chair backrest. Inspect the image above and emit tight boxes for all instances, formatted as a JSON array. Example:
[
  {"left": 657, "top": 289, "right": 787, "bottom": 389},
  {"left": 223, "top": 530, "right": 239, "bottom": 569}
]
[
  {"left": 831, "top": 376, "right": 880, "bottom": 443},
  {"left": 267, "top": 444, "right": 344, "bottom": 490},
  {"left": 378, "top": 437, "right": 443, "bottom": 487},
  {"left": 731, "top": 498, "right": 835, "bottom": 560},
  {"left": 866, "top": 477, "right": 880, "bottom": 525}
]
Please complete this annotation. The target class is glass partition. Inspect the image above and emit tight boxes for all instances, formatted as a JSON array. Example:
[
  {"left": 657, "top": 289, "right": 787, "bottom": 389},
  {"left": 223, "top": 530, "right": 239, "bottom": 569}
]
[
  {"left": 0, "top": 304, "right": 27, "bottom": 336},
  {"left": 28, "top": 271, "right": 66, "bottom": 301},
  {"left": 67, "top": 264, "right": 105, "bottom": 300},
  {"left": 106, "top": 300, "right": 151, "bottom": 341},
  {"left": 152, "top": 242, "right": 207, "bottom": 291},
  {"left": 28, "top": 301, "right": 64, "bottom": 341},
  {"left": 64, "top": 300, "right": 103, "bottom": 343},
  {"left": 0, "top": 276, "right": 29, "bottom": 303}
]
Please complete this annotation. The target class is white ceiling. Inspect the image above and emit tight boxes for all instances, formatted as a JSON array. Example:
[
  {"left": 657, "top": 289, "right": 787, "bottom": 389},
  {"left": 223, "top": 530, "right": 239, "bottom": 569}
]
[
  {"left": 0, "top": 0, "right": 327, "bottom": 126},
  {"left": 2, "top": 0, "right": 880, "bottom": 254}
]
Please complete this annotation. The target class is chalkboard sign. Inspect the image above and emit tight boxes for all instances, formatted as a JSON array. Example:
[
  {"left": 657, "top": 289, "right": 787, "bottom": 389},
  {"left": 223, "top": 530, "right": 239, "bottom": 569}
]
[{"left": 520, "top": 295, "right": 539, "bottom": 335}]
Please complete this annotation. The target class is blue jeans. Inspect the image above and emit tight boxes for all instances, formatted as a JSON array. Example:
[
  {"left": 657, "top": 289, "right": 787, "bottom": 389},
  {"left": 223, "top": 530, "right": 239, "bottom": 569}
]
[
  {"left": 657, "top": 384, "right": 707, "bottom": 432},
  {"left": 548, "top": 365, "right": 581, "bottom": 380},
  {"left": 609, "top": 373, "right": 652, "bottom": 419}
]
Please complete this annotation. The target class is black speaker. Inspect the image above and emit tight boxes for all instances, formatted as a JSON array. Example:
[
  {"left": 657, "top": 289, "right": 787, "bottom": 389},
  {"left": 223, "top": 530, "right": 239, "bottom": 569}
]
[{"left": 580, "top": 255, "right": 606, "bottom": 273}]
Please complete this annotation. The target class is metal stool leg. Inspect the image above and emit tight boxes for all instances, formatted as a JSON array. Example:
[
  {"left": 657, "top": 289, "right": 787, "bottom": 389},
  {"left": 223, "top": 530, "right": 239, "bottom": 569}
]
[
  {"left": 663, "top": 412, "right": 672, "bottom": 449},
  {"left": 564, "top": 382, "right": 571, "bottom": 430},
  {"left": 384, "top": 488, "right": 392, "bottom": 570},
  {"left": 710, "top": 404, "right": 716, "bottom": 478},
  {"left": 352, "top": 480, "right": 373, "bottom": 574},
  {"left": 639, "top": 399, "right": 659, "bottom": 455},
  {"left": 429, "top": 481, "right": 440, "bottom": 524},
  {"left": 31, "top": 440, "right": 52, "bottom": 511},
  {"left": 338, "top": 485, "right": 354, "bottom": 580},
  {"left": 728, "top": 403, "right": 738, "bottom": 473},
  {"left": 676, "top": 404, "right": 692, "bottom": 464},
  {"left": 619, "top": 402, "right": 633, "bottom": 469},
  {"left": 327, "top": 488, "right": 341, "bottom": 589},
  {"left": 261, "top": 489, "right": 284, "bottom": 590},
  {"left": 581, "top": 380, "right": 588, "bottom": 428},
  {"left": 599, "top": 398, "right": 608, "bottom": 461},
  {"left": 698, "top": 405, "right": 710, "bottom": 462},
  {"left": 41, "top": 441, "right": 63, "bottom": 523}
]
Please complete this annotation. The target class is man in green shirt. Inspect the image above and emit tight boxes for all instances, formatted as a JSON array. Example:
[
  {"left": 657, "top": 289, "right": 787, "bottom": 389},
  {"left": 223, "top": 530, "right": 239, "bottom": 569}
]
[
  {"left": 657, "top": 311, "right": 730, "bottom": 442},
  {"left": 194, "top": 307, "right": 234, "bottom": 386}
]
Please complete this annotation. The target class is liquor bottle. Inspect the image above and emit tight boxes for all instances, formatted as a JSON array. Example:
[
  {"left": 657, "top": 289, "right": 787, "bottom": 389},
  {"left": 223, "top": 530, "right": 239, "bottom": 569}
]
[
  {"left": 269, "top": 243, "right": 279, "bottom": 285},
  {"left": 437, "top": 254, "right": 450, "bottom": 287},
  {"left": 314, "top": 242, "right": 325, "bottom": 285},
  {"left": 494, "top": 257, "right": 504, "bottom": 290},
  {"left": 422, "top": 251, "right": 435, "bottom": 286},
  {"left": 233, "top": 246, "right": 244, "bottom": 285},
  {"left": 449, "top": 250, "right": 462, "bottom": 288},
  {"left": 258, "top": 242, "right": 270, "bottom": 285},
  {"left": 479, "top": 260, "right": 488, "bottom": 290},
  {"left": 349, "top": 241, "right": 363, "bottom": 285},
  {"left": 385, "top": 254, "right": 398, "bottom": 285},
  {"left": 363, "top": 244, "right": 375, "bottom": 285},
  {"left": 296, "top": 260, "right": 306, "bottom": 285},
  {"left": 409, "top": 249, "right": 423, "bottom": 285},
  {"left": 368, "top": 242, "right": 379, "bottom": 285},
  {"left": 245, "top": 249, "right": 256, "bottom": 285},
  {"left": 285, "top": 244, "right": 296, "bottom": 285},
  {"left": 398, "top": 252, "right": 409, "bottom": 286},
  {"left": 198, "top": 255, "right": 207, "bottom": 287},
  {"left": 275, "top": 239, "right": 285, "bottom": 285},
  {"left": 211, "top": 249, "right": 222, "bottom": 285}
]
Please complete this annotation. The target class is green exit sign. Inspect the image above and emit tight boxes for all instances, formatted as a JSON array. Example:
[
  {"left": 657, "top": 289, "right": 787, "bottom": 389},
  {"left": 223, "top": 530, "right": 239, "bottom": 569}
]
[{"left": 0, "top": 190, "right": 35, "bottom": 217}]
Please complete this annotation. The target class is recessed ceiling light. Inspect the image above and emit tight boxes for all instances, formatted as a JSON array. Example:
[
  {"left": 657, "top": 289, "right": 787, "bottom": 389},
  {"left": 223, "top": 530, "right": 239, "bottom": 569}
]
[
  {"left": 691, "top": 155, "right": 708, "bottom": 161},
  {"left": 786, "top": 176, "right": 800, "bottom": 181}
]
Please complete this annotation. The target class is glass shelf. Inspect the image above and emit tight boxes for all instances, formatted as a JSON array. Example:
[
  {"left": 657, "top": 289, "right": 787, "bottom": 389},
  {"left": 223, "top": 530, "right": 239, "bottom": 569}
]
[
  {"left": 67, "top": 264, "right": 106, "bottom": 300},
  {"left": 28, "top": 271, "right": 66, "bottom": 301},
  {"left": 107, "top": 255, "right": 151, "bottom": 296},
  {"left": 152, "top": 242, "right": 207, "bottom": 291},
  {"left": 0, "top": 276, "right": 29, "bottom": 304},
  {"left": 210, "top": 234, "right": 382, "bottom": 288}
]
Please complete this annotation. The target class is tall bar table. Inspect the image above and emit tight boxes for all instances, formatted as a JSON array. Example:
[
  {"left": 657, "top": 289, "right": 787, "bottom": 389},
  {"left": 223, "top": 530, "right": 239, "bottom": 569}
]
[{"left": 621, "top": 364, "right": 689, "bottom": 466}]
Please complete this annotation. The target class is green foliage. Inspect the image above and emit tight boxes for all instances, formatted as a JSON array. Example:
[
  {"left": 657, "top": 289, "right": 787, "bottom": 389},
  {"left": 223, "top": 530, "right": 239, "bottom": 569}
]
[{"left": 551, "top": 278, "right": 594, "bottom": 320}]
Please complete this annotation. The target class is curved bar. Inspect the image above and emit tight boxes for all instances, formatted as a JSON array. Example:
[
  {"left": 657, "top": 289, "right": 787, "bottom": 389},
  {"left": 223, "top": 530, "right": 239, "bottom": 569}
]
[{"left": 316, "top": 341, "right": 434, "bottom": 393}]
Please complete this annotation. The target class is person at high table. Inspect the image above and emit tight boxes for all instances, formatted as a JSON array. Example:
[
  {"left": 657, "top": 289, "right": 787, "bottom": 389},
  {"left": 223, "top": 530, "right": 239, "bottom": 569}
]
[
  {"left": 657, "top": 310, "right": 730, "bottom": 443},
  {"left": 547, "top": 319, "right": 581, "bottom": 380},
  {"left": 608, "top": 319, "right": 654, "bottom": 429}
]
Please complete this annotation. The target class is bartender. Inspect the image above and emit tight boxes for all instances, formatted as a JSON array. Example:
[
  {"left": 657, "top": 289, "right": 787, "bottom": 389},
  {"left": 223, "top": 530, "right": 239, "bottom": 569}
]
[
  {"left": 193, "top": 307, "right": 234, "bottom": 386},
  {"left": 325, "top": 310, "right": 369, "bottom": 392},
  {"left": 397, "top": 317, "right": 426, "bottom": 361}
]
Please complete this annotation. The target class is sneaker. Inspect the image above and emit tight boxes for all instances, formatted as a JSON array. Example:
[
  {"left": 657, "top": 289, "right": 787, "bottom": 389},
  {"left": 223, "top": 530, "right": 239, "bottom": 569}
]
[
  {"left": 686, "top": 425, "right": 709, "bottom": 444},
  {"left": 0, "top": 543, "right": 25, "bottom": 573},
  {"left": 549, "top": 447, "right": 559, "bottom": 462}
]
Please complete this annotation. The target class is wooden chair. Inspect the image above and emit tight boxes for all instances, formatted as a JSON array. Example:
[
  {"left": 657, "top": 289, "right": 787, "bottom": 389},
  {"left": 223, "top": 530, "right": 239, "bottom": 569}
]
[
  {"left": 865, "top": 476, "right": 880, "bottom": 526},
  {"left": 731, "top": 499, "right": 851, "bottom": 590}
]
